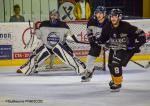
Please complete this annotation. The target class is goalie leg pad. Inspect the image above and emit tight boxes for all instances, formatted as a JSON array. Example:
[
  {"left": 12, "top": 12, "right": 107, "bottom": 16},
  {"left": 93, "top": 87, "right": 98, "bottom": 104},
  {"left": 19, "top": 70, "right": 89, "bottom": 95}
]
[
  {"left": 53, "top": 43, "right": 86, "bottom": 75},
  {"left": 20, "top": 45, "right": 51, "bottom": 75}
]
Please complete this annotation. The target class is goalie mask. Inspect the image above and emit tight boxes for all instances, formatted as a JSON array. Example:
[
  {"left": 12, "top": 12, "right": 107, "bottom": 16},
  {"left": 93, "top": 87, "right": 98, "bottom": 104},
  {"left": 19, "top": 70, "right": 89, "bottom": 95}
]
[{"left": 49, "top": 9, "right": 60, "bottom": 24}]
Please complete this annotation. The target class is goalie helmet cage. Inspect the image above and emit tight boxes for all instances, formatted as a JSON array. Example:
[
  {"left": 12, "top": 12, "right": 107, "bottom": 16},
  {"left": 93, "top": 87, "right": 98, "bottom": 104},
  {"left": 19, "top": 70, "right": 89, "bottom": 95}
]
[{"left": 36, "top": 20, "right": 106, "bottom": 71}]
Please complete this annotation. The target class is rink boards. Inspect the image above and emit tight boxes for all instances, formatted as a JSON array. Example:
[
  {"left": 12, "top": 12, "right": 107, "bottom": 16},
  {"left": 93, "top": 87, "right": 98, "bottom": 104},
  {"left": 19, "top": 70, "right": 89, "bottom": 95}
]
[{"left": 0, "top": 19, "right": 150, "bottom": 66}]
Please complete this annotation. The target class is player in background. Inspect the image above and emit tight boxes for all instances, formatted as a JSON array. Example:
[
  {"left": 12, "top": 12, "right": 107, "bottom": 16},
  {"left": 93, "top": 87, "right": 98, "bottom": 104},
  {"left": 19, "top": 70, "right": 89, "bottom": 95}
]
[
  {"left": 16, "top": 9, "right": 87, "bottom": 76},
  {"left": 81, "top": 6, "right": 109, "bottom": 82},
  {"left": 94, "top": 9, "right": 146, "bottom": 91}
]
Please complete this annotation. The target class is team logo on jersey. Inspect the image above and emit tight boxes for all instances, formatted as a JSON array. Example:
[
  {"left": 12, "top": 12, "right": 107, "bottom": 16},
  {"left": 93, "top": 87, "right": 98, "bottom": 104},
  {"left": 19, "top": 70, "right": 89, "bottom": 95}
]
[
  {"left": 47, "top": 32, "right": 60, "bottom": 46},
  {"left": 120, "top": 33, "right": 127, "bottom": 37}
]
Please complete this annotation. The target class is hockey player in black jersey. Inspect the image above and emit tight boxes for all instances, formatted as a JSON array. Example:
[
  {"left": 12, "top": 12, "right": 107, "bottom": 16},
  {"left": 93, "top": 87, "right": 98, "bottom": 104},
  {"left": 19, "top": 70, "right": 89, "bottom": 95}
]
[
  {"left": 81, "top": 6, "right": 109, "bottom": 82},
  {"left": 17, "top": 9, "right": 87, "bottom": 76},
  {"left": 95, "top": 9, "right": 146, "bottom": 91}
]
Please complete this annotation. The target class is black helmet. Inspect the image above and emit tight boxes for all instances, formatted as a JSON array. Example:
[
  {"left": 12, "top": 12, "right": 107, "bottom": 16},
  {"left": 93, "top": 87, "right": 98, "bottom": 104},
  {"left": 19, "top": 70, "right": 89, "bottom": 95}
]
[
  {"left": 110, "top": 9, "right": 122, "bottom": 17},
  {"left": 94, "top": 6, "right": 106, "bottom": 14}
]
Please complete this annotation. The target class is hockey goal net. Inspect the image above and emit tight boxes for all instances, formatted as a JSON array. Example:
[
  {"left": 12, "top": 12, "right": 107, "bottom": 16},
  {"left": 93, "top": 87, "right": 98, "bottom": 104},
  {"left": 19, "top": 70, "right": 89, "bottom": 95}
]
[{"left": 37, "top": 20, "right": 106, "bottom": 71}]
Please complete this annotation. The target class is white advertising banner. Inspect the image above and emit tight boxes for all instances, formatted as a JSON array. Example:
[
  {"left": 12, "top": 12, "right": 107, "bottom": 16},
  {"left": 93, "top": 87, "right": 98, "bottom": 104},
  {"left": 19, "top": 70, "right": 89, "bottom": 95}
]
[{"left": 0, "top": 19, "right": 150, "bottom": 60}]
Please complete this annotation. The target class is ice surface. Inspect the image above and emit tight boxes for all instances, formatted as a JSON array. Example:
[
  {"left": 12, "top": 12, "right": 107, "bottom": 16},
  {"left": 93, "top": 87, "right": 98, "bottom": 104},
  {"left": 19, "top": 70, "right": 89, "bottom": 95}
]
[{"left": 0, "top": 61, "right": 150, "bottom": 106}]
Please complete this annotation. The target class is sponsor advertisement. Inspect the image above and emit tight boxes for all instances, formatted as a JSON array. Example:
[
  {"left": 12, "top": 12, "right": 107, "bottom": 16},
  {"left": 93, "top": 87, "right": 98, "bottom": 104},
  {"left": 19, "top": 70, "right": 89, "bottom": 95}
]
[
  {"left": 0, "top": 19, "right": 150, "bottom": 66},
  {"left": 14, "top": 52, "right": 31, "bottom": 59},
  {"left": 0, "top": 45, "right": 12, "bottom": 59}
]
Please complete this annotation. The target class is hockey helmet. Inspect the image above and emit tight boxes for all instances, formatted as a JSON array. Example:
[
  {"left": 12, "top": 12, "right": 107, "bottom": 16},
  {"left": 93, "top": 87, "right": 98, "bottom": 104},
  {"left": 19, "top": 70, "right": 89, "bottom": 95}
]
[
  {"left": 110, "top": 9, "right": 123, "bottom": 18},
  {"left": 94, "top": 6, "right": 106, "bottom": 15}
]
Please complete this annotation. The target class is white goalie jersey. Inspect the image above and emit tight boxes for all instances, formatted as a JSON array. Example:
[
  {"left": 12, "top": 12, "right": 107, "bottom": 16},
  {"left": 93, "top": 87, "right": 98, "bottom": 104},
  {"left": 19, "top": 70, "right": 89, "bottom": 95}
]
[{"left": 35, "top": 20, "right": 72, "bottom": 49}]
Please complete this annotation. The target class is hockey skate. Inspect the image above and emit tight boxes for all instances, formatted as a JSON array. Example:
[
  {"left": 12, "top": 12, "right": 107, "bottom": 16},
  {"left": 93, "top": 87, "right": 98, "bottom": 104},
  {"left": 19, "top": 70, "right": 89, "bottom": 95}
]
[
  {"left": 16, "top": 69, "right": 22, "bottom": 73},
  {"left": 109, "top": 81, "right": 122, "bottom": 92},
  {"left": 17, "top": 54, "right": 38, "bottom": 75},
  {"left": 81, "top": 69, "right": 94, "bottom": 82},
  {"left": 16, "top": 68, "right": 38, "bottom": 74},
  {"left": 19, "top": 63, "right": 38, "bottom": 75}
]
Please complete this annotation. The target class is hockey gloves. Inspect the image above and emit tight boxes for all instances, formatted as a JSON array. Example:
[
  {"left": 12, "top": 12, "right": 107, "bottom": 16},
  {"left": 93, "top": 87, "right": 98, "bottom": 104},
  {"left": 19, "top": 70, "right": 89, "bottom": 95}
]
[{"left": 127, "top": 46, "right": 140, "bottom": 53}]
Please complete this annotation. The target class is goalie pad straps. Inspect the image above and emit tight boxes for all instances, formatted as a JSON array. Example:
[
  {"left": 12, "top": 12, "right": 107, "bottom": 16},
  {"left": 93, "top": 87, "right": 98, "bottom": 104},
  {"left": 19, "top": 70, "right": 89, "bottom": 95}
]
[
  {"left": 53, "top": 43, "right": 86, "bottom": 75},
  {"left": 21, "top": 45, "right": 51, "bottom": 75},
  {"left": 36, "top": 46, "right": 52, "bottom": 67}
]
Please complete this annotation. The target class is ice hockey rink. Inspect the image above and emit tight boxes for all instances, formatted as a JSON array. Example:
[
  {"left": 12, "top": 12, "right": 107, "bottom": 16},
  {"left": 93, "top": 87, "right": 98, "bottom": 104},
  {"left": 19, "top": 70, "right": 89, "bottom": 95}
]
[{"left": 0, "top": 61, "right": 150, "bottom": 106}]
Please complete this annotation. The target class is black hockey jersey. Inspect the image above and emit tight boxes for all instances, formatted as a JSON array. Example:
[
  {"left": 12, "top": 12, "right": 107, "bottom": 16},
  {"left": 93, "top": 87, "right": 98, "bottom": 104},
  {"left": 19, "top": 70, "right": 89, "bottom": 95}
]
[{"left": 99, "top": 21, "right": 146, "bottom": 50}]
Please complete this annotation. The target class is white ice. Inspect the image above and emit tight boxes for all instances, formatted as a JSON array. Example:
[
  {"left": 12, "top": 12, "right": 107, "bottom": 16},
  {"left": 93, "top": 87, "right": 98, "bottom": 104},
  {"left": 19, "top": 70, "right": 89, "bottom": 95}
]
[{"left": 0, "top": 61, "right": 150, "bottom": 106}]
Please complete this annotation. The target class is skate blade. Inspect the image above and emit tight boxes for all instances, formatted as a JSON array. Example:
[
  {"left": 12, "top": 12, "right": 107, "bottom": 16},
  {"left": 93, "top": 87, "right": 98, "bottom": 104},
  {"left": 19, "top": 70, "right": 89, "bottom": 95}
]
[
  {"left": 16, "top": 69, "right": 22, "bottom": 73},
  {"left": 81, "top": 78, "right": 91, "bottom": 82},
  {"left": 110, "top": 88, "right": 120, "bottom": 92}
]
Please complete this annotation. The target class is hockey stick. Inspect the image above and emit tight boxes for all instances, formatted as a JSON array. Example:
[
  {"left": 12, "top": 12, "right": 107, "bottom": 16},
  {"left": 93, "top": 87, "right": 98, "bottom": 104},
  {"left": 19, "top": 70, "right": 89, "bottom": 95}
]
[
  {"left": 29, "top": 20, "right": 34, "bottom": 48},
  {"left": 66, "top": 39, "right": 89, "bottom": 44},
  {"left": 129, "top": 34, "right": 150, "bottom": 68},
  {"left": 24, "top": 20, "right": 34, "bottom": 49},
  {"left": 130, "top": 60, "right": 150, "bottom": 69},
  {"left": 130, "top": 60, "right": 145, "bottom": 68}
]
